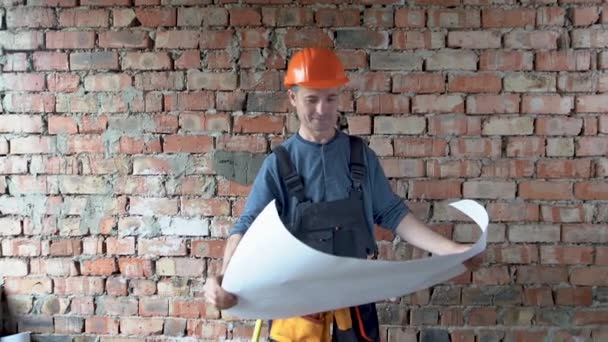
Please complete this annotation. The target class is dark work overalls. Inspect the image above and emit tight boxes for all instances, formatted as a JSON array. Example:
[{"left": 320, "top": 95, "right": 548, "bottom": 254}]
[{"left": 272, "top": 135, "right": 380, "bottom": 342}]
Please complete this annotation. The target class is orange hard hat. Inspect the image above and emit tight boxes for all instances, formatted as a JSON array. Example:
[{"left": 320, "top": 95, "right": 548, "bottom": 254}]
[{"left": 284, "top": 48, "right": 349, "bottom": 89}]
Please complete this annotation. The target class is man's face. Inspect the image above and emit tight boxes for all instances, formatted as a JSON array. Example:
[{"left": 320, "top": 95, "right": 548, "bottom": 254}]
[{"left": 288, "top": 86, "right": 341, "bottom": 138}]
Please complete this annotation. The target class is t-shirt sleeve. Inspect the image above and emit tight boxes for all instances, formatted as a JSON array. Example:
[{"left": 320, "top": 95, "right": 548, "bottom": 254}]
[
  {"left": 366, "top": 147, "right": 410, "bottom": 232},
  {"left": 229, "top": 154, "right": 280, "bottom": 236}
]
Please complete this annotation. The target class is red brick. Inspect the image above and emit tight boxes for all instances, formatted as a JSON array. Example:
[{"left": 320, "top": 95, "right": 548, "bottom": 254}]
[
  {"left": 428, "top": 9, "right": 480, "bottom": 28},
  {"left": 522, "top": 95, "right": 573, "bottom": 114},
  {"left": 122, "top": 52, "right": 172, "bottom": 70},
  {"left": 139, "top": 297, "right": 168, "bottom": 317},
  {"left": 6, "top": 7, "right": 56, "bottom": 28},
  {"left": 537, "top": 159, "right": 591, "bottom": 178},
  {"left": 505, "top": 30, "right": 560, "bottom": 49},
  {"left": 346, "top": 72, "right": 391, "bottom": 92},
  {"left": 105, "top": 277, "right": 127, "bottom": 296},
  {"left": 392, "top": 73, "right": 444, "bottom": 94},
  {"left": 448, "top": 73, "right": 501, "bottom": 93},
  {"left": 175, "top": 50, "right": 201, "bottom": 69},
  {"left": 70, "top": 51, "right": 118, "bottom": 70},
  {"left": 164, "top": 91, "right": 215, "bottom": 110},
  {"left": 555, "top": 287, "right": 593, "bottom": 306},
  {"left": 576, "top": 137, "right": 608, "bottom": 156},
  {"left": 450, "top": 137, "right": 502, "bottom": 158},
  {"left": 541, "top": 204, "right": 594, "bottom": 223},
  {"left": 33, "top": 52, "right": 69, "bottom": 71},
  {"left": 80, "top": 0, "right": 129, "bottom": 5},
  {"left": 537, "top": 6, "right": 565, "bottom": 26},
  {"left": 217, "top": 179, "right": 251, "bottom": 197},
  {"left": 130, "top": 279, "right": 156, "bottom": 296},
  {"left": 467, "top": 94, "right": 520, "bottom": 114},
  {"left": 576, "top": 95, "right": 608, "bottom": 113},
  {"left": 571, "top": 267, "right": 608, "bottom": 286},
  {"left": 480, "top": 50, "right": 533, "bottom": 71},
  {"left": 506, "top": 137, "right": 545, "bottom": 157},
  {"left": 2, "top": 238, "right": 41, "bottom": 256},
  {"left": 170, "top": 299, "right": 218, "bottom": 319},
  {"left": 413, "top": 95, "right": 464, "bottom": 113},
  {"left": 230, "top": 7, "right": 261, "bottom": 26},
  {"left": 59, "top": 9, "right": 108, "bottom": 27},
  {"left": 187, "top": 320, "right": 227, "bottom": 339},
  {"left": 53, "top": 277, "right": 105, "bottom": 295},
  {"left": 575, "top": 181, "right": 608, "bottom": 200},
  {"left": 234, "top": 115, "right": 284, "bottom": 133},
  {"left": 181, "top": 198, "right": 230, "bottom": 217},
  {"left": 216, "top": 135, "right": 267, "bottom": 153},
  {"left": 162, "top": 135, "right": 213, "bottom": 153},
  {"left": 408, "top": 180, "right": 461, "bottom": 199},
  {"left": 487, "top": 202, "right": 539, "bottom": 222},
  {"left": 541, "top": 246, "right": 594, "bottom": 265},
  {"left": 106, "top": 237, "right": 135, "bottom": 255},
  {"left": 284, "top": 28, "right": 333, "bottom": 48},
  {"left": 357, "top": 94, "right": 410, "bottom": 114},
  {"left": 572, "top": 7, "right": 600, "bottom": 26},
  {"left": 155, "top": 30, "right": 199, "bottom": 49},
  {"left": 315, "top": 8, "right": 361, "bottom": 27},
  {"left": 98, "top": 30, "right": 150, "bottom": 48},
  {"left": 448, "top": 31, "right": 501, "bottom": 49},
  {"left": 118, "top": 258, "right": 153, "bottom": 277},
  {"left": 597, "top": 247, "right": 608, "bottom": 265},
  {"left": 536, "top": 51, "right": 591, "bottom": 71},
  {"left": 393, "top": 137, "right": 446, "bottom": 157},
  {"left": 135, "top": 8, "right": 176, "bottom": 27},
  {"left": 199, "top": 30, "right": 234, "bottom": 49},
  {"left": 49, "top": 239, "right": 82, "bottom": 256},
  {"left": 519, "top": 181, "right": 572, "bottom": 200},
  {"left": 482, "top": 8, "right": 536, "bottom": 27},
  {"left": 472, "top": 266, "right": 510, "bottom": 285},
  {"left": 85, "top": 316, "right": 119, "bottom": 335},
  {"left": 516, "top": 266, "right": 568, "bottom": 284},
  {"left": 46, "top": 31, "right": 95, "bottom": 49},
  {"left": 536, "top": 117, "right": 583, "bottom": 136},
  {"left": 84, "top": 73, "right": 132, "bottom": 91},
  {"left": 562, "top": 224, "right": 608, "bottom": 243},
  {"left": 467, "top": 307, "right": 497, "bottom": 326},
  {"left": 395, "top": 9, "right": 425, "bottom": 27},
  {"left": 81, "top": 258, "right": 117, "bottom": 276}
]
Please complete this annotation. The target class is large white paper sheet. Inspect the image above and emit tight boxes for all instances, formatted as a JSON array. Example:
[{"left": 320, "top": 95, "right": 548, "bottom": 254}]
[
  {"left": 0, "top": 333, "right": 31, "bottom": 342},
  {"left": 222, "top": 199, "right": 488, "bottom": 320}
]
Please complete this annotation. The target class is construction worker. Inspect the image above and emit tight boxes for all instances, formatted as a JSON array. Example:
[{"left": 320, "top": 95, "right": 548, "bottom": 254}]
[{"left": 204, "top": 47, "right": 483, "bottom": 341}]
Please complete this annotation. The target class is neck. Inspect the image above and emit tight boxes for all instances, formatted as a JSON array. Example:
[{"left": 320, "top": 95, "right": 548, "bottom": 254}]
[{"left": 298, "top": 128, "right": 336, "bottom": 144}]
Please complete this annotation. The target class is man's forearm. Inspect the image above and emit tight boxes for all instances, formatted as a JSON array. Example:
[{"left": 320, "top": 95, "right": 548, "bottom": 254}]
[
  {"left": 394, "top": 212, "right": 462, "bottom": 256},
  {"left": 220, "top": 233, "right": 243, "bottom": 274}
]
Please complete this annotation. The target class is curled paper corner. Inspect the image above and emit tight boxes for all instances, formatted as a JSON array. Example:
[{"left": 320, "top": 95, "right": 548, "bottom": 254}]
[
  {"left": 222, "top": 198, "right": 489, "bottom": 319},
  {"left": 449, "top": 199, "right": 489, "bottom": 229}
]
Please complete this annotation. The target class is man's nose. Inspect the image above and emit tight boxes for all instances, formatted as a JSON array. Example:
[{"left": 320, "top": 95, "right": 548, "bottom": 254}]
[{"left": 316, "top": 100, "right": 329, "bottom": 114}]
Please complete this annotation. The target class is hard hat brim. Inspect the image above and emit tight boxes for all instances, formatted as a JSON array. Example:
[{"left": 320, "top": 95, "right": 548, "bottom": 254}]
[{"left": 285, "top": 76, "right": 349, "bottom": 89}]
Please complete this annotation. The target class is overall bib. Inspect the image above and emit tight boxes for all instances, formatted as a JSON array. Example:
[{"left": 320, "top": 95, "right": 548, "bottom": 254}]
[{"left": 270, "top": 136, "right": 380, "bottom": 342}]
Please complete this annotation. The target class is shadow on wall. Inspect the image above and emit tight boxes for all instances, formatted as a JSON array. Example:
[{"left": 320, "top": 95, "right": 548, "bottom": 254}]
[{"left": 1, "top": 286, "right": 18, "bottom": 338}]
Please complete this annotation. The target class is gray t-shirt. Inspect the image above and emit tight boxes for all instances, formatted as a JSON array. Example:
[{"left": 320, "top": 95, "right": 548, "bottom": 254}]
[{"left": 229, "top": 130, "right": 409, "bottom": 237}]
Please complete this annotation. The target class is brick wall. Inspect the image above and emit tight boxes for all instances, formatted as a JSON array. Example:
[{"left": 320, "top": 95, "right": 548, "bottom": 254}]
[{"left": 0, "top": 0, "right": 607, "bottom": 341}]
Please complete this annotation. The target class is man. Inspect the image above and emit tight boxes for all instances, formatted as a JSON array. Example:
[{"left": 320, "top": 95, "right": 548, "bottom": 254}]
[{"left": 204, "top": 47, "right": 482, "bottom": 341}]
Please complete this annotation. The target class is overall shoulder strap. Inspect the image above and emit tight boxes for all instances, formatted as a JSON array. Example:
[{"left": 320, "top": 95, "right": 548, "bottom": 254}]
[
  {"left": 272, "top": 145, "right": 307, "bottom": 202},
  {"left": 348, "top": 135, "right": 366, "bottom": 191}
]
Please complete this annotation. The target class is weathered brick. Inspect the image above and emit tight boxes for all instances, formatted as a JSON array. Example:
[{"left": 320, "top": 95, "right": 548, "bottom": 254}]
[
  {"left": 504, "top": 30, "right": 560, "bottom": 49},
  {"left": 59, "top": 8, "right": 108, "bottom": 27},
  {"left": 572, "top": 29, "right": 608, "bottom": 48},
  {"left": 480, "top": 51, "right": 534, "bottom": 71},
  {"left": 448, "top": 31, "right": 501, "bottom": 49},
  {"left": 394, "top": 30, "right": 445, "bottom": 50},
  {"left": 315, "top": 8, "right": 360, "bottom": 27},
  {"left": 504, "top": 73, "right": 556, "bottom": 92},
  {"left": 70, "top": 52, "right": 119, "bottom": 70},
  {"left": 0, "top": 31, "right": 44, "bottom": 50},
  {"left": 519, "top": 181, "right": 572, "bottom": 200},
  {"left": 428, "top": 9, "right": 480, "bottom": 28},
  {"left": 507, "top": 136, "right": 545, "bottom": 157},
  {"left": 426, "top": 50, "right": 477, "bottom": 70},
  {"left": 177, "top": 7, "right": 227, "bottom": 26},
  {"left": 156, "top": 257, "right": 205, "bottom": 277},
  {"left": 536, "top": 51, "right": 592, "bottom": 71},
  {"left": 482, "top": 8, "right": 536, "bottom": 27}
]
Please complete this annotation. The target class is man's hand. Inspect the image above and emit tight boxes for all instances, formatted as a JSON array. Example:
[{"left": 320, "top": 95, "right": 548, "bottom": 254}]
[{"left": 203, "top": 275, "right": 238, "bottom": 310}]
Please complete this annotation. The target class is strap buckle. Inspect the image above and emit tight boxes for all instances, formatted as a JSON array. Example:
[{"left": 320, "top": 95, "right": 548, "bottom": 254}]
[{"left": 285, "top": 173, "right": 304, "bottom": 194}]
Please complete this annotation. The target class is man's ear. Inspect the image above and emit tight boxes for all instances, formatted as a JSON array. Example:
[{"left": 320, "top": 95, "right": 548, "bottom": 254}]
[{"left": 287, "top": 88, "right": 297, "bottom": 106}]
